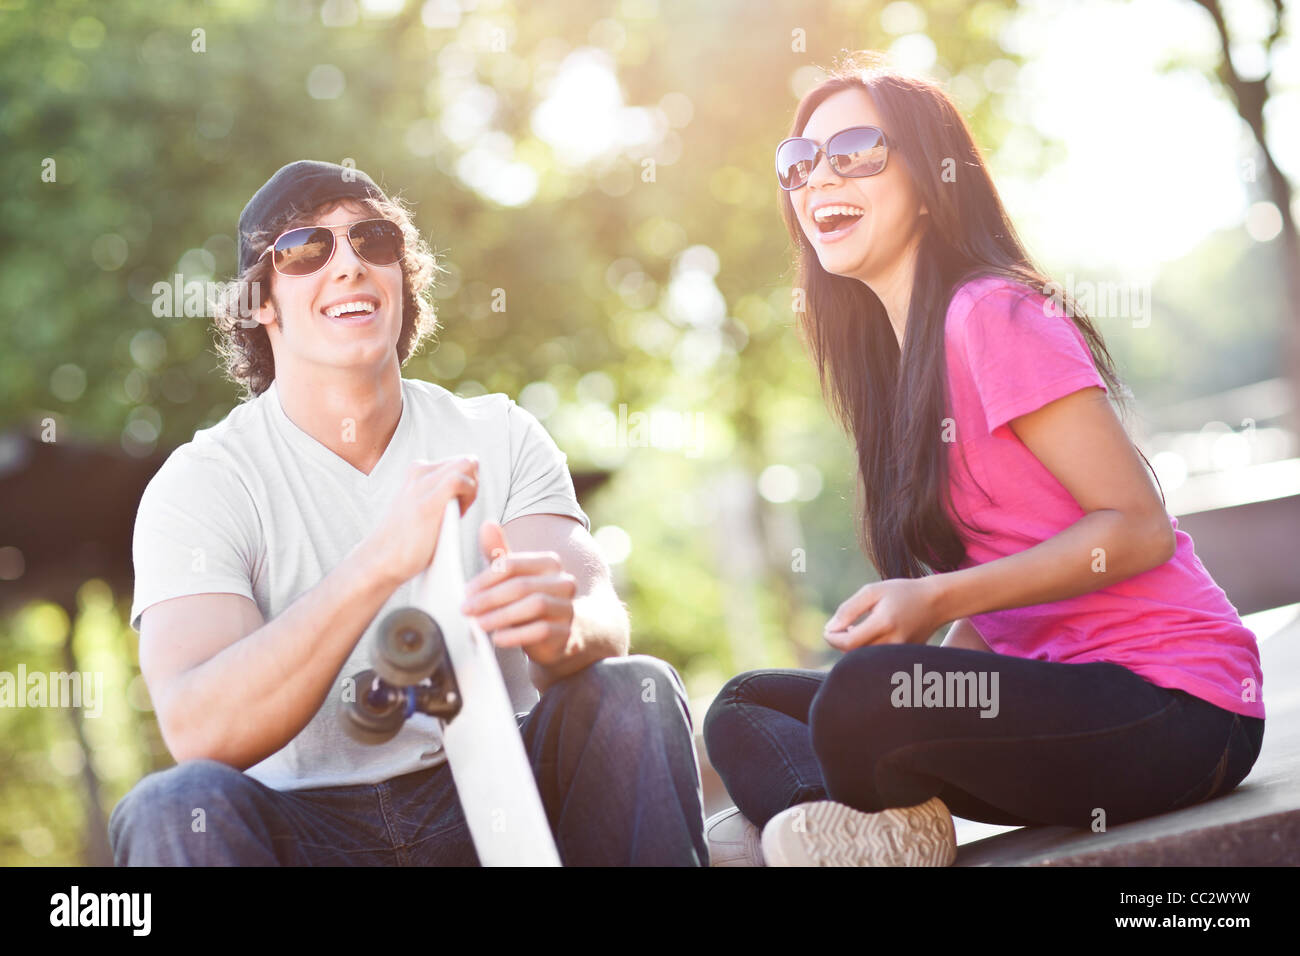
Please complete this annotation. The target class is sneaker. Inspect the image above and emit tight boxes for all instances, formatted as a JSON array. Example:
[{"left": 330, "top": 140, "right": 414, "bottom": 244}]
[
  {"left": 704, "top": 806, "right": 765, "bottom": 867},
  {"left": 761, "top": 797, "right": 957, "bottom": 867}
]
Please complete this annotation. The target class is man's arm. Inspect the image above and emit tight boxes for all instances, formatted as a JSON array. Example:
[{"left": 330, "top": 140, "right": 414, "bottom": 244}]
[
  {"left": 139, "top": 538, "right": 401, "bottom": 769},
  {"left": 139, "top": 456, "right": 481, "bottom": 769},
  {"left": 463, "top": 514, "right": 629, "bottom": 694}
]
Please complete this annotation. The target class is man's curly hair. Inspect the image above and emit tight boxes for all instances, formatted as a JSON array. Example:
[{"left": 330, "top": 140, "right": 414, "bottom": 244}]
[{"left": 212, "top": 193, "right": 442, "bottom": 400}]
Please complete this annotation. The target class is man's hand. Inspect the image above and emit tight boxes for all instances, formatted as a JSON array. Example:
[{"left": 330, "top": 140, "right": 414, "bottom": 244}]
[
  {"left": 823, "top": 577, "right": 945, "bottom": 652},
  {"left": 366, "top": 456, "right": 480, "bottom": 589},
  {"left": 460, "top": 521, "right": 580, "bottom": 668}
]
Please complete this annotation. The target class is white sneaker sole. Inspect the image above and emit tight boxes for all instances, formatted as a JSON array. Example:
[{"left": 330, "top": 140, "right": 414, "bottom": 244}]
[{"left": 761, "top": 797, "right": 957, "bottom": 867}]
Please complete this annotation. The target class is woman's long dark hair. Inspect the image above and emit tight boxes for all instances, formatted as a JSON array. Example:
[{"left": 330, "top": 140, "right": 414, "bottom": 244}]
[{"left": 781, "top": 51, "right": 1163, "bottom": 580}]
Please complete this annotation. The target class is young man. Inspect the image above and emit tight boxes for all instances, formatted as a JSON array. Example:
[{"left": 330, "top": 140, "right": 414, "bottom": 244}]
[{"left": 109, "top": 160, "right": 707, "bottom": 866}]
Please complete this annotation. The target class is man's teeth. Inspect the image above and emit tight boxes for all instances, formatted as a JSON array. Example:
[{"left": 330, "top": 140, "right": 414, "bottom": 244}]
[
  {"left": 813, "top": 204, "right": 865, "bottom": 223},
  {"left": 325, "top": 301, "right": 376, "bottom": 318}
]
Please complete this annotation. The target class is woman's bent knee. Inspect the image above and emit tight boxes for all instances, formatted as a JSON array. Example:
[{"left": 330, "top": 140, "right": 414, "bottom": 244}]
[{"left": 702, "top": 670, "right": 778, "bottom": 748}]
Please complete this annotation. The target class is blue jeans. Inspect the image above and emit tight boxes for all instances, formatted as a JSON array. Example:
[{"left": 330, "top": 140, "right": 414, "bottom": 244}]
[
  {"left": 109, "top": 655, "right": 707, "bottom": 866},
  {"left": 703, "top": 644, "right": 1265, "bottom": 829}
]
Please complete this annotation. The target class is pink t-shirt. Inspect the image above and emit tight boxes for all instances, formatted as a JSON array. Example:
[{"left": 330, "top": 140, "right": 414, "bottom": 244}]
[{"left": 942, "top": 275, "right": 1264, "bottom": 719}]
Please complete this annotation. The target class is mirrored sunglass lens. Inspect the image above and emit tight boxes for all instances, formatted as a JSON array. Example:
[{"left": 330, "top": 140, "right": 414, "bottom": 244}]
[
  {"left": 829, "top": 128, "right": 886, "bottom": 176},
  {"left": 275, "top": 227, "right": 334, "bottom": 275},
  {"left": 350, "top": 221, "right": 403, "bottom": 264},
  {"left": 776, "top": 141, "right": 817, "bottom": 188}
]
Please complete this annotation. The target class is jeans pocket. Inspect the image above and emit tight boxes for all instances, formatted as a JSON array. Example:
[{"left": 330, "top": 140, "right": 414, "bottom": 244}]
[
  {"left": 1167, "top": 716, "right": 1236, "bottom": 812},
  {"left": 1205, "top": 715, "right": 1263, "bottom": 801}
]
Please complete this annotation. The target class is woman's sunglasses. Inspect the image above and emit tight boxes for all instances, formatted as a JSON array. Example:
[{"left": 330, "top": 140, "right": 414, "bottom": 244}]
[
  {"left": 775, "top": 126, "right": 890, "bottom": 191},
  {"left": 258, "top": 218, "right": 406, "bottom": 277}
]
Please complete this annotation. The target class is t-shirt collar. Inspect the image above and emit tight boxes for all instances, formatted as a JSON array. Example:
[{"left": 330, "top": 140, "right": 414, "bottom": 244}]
[{"left": 265, "top": 377, "right": 410, "bottom": 488}]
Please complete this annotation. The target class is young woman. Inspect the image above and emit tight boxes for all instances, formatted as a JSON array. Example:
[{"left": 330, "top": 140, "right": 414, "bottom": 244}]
[{"left": 702, "top": 51, "right": 1267, "bottom": 867}]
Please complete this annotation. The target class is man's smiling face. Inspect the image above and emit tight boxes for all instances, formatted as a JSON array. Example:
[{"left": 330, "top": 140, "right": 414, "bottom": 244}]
[{"left": 255, "top": 198, "right": 404, "bottom": 379}]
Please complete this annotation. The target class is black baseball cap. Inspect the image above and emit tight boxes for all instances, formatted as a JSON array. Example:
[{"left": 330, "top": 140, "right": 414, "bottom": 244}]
[{"left": 237, "top": 160, "right": 389, "bottom": 274}]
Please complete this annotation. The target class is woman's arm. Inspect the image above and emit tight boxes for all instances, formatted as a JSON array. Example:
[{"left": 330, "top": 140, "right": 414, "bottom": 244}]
[
  {"left": 940, "top": 617, "right": 994, "bottom": 653},
  {"left": 929, "top": 387, "right": 1176, "bottom": 623}
]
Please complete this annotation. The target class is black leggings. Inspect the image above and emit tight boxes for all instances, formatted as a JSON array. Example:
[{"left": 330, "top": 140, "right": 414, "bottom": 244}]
[{"left": 703, "top": 644, "right": 1265, "bottom": 829}]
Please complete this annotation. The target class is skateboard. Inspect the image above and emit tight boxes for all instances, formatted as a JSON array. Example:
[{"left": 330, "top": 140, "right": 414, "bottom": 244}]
[{"left": 341, "top": 501, "right": 561, "bottom": 866}]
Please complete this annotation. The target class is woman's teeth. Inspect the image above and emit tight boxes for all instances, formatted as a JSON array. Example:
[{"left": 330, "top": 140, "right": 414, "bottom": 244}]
[{"left": 813, "top": 204, "right": 866, "bottom": 234}]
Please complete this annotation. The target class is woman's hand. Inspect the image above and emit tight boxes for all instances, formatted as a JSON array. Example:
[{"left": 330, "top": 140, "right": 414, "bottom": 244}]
[{"left": 823, "top": 577, "right": 945, "bottom": 652}]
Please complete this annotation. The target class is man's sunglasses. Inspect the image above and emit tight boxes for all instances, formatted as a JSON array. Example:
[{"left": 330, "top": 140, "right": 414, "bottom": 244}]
[
  {"left": 775, "top": 126, "right": 890, "bottom": 191},
  {"left": 258, "top": 218, "right": 405, "bottom": 277}
]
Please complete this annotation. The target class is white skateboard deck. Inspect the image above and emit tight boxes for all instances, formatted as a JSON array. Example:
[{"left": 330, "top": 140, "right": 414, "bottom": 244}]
[{"left": 410, "top": 502, "right": 561, "bottom": 867}]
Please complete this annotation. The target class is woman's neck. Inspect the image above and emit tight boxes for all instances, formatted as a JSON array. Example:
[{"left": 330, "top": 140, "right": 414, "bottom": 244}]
[{"left": 863, "top": 233, "right": 924, "bottom": 351}]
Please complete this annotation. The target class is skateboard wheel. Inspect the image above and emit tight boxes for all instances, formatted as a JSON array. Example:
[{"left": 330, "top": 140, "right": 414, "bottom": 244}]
[
  {"left": 342, "top": 669, "right": 406, "bottom": 744},
  {"left": 373, "top": 607, "right": 446, "bottom": 686},
  {"left": 414, "top": 682, "right": 462, "bottom": 721}
]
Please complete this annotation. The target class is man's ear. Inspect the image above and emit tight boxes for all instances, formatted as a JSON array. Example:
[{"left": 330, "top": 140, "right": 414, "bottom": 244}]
[{"left": 249, "top": 280, "right": 280, "bottom": 331}]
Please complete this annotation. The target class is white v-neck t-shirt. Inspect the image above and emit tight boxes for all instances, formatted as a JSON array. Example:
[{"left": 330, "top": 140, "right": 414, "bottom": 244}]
[{"left": 129, "top": 375, "right": 590, "bottom": 791}]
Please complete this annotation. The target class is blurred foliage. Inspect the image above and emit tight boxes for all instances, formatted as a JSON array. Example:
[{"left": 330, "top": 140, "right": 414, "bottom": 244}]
[{"left": 0, "top": 0, "right": 1289, "bottom": 864}]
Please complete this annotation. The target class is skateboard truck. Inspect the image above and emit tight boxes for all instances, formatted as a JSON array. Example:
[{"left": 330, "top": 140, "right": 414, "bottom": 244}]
[{"left": 344, "top": 609, "right": 463, "bottom": 744}]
